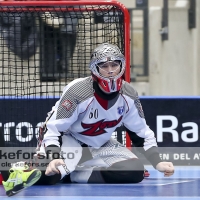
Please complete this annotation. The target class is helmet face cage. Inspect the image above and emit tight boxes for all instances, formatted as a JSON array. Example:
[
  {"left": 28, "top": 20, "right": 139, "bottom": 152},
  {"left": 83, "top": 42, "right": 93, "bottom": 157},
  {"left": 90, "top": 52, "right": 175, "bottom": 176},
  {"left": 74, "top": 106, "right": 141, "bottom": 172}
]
[
  {"left": 97, "top": 60, "right": 121, "bottom": 78},
  {"left": 89, "top": 43, "right": 125, "bottom": 93}
]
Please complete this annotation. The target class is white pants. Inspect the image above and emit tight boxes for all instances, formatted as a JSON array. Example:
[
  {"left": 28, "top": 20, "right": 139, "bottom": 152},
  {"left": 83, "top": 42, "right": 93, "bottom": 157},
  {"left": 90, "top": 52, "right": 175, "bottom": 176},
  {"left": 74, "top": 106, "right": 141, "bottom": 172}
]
[{"left": 59, "top": 134, "right": 137, "bottom": 183}]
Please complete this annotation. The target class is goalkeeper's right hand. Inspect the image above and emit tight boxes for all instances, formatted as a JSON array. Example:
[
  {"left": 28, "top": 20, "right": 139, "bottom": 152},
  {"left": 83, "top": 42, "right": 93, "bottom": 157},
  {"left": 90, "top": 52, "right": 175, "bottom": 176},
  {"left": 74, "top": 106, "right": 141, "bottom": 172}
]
[{"left": 45, "top": 159, "right": 65, "bottom": 176}]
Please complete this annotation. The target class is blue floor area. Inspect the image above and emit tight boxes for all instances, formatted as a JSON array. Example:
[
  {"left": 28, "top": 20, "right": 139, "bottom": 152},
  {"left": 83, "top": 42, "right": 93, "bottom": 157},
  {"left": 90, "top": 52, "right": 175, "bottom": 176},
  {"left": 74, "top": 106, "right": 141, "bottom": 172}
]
[{"left": 0, "top": 166, "right": 200, "bottom": 200}]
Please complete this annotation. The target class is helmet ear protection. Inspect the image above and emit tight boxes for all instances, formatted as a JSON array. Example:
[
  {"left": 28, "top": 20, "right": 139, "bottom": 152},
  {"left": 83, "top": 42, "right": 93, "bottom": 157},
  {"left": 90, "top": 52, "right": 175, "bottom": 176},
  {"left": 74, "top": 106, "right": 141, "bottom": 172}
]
[{"left": 89, "top": 43, "right": 125, "bottom": 93}]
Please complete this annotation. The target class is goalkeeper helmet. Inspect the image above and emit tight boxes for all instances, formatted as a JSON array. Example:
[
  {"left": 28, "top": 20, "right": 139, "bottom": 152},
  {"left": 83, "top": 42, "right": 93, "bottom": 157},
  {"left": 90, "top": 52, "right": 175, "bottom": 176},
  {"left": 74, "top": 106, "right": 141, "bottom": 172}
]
[{"left": 89, "top": 43, "right": 125, "bottom": 93}]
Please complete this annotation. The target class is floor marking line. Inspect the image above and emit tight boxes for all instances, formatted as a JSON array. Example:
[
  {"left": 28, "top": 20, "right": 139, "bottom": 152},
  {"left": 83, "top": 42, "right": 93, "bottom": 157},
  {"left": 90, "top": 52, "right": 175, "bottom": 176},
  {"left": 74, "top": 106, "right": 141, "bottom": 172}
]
[{"left": 156, "top": 180, "right": 195, "bottom": 186}]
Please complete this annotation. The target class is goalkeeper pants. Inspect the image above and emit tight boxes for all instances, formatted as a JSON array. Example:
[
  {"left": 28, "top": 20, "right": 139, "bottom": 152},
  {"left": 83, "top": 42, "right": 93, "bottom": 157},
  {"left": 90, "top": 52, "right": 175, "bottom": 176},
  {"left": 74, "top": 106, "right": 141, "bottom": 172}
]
[
  {"left": 2, "top": 134, "right": 144, "bottom": 184},
  {"left": 37, "top": 134, "right": 145, "bottom": 184},
  {"left": 35, "top": 158, "right": 144, "bottom": 185}
]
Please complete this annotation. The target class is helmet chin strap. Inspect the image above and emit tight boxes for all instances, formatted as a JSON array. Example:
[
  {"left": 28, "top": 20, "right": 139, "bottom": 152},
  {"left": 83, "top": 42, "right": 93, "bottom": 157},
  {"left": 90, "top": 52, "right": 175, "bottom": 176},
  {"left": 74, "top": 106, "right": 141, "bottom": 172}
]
[{"left": 98, "top": 78, "right": 116, "bottom": 93}]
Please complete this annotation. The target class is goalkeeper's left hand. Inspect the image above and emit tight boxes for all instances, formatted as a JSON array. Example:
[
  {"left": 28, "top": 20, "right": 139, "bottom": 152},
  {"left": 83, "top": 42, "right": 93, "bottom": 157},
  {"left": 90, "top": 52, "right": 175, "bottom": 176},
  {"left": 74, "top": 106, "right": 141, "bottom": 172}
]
[{"left": 156, "top": 162, "right": 174, "bottom": 177}]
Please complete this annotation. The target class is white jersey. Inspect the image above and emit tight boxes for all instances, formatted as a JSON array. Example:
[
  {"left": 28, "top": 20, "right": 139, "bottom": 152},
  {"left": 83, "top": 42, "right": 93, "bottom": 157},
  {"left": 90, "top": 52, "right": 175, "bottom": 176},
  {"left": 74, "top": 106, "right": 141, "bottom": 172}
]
[{"left": 43, "top": 77, "right": 157, "bottom": 150}]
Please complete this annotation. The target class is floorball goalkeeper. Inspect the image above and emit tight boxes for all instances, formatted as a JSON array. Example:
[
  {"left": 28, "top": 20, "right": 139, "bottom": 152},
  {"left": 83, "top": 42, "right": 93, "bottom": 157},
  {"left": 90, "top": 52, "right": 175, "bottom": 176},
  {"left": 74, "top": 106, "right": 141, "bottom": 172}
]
[{"left": 2, "top": 43, "right": 174, "bottom": 196}]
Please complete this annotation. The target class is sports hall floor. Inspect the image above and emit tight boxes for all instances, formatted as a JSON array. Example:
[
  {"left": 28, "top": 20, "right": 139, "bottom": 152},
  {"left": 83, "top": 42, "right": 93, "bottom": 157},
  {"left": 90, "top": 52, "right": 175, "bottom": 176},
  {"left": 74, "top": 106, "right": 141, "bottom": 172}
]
[{"left": 0, "top": 166, "right": 199, "bottom": 200}]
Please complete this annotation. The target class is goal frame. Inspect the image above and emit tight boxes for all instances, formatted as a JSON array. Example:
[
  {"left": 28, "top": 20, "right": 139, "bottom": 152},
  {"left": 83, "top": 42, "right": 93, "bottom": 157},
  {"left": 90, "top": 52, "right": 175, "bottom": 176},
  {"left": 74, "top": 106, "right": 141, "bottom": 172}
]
[{"left": 0, "top": 0, "right": 131, "bottom": 147}]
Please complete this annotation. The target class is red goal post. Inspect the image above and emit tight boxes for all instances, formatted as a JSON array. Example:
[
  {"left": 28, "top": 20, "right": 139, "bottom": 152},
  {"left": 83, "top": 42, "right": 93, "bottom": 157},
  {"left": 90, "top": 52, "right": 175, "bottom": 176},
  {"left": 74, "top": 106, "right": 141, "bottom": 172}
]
[
  {"left": 0, "top": 0, "right": 130, "bottom": 75},
  {"left": 0, "top": 0, "right": 131, "bottom": 147}
]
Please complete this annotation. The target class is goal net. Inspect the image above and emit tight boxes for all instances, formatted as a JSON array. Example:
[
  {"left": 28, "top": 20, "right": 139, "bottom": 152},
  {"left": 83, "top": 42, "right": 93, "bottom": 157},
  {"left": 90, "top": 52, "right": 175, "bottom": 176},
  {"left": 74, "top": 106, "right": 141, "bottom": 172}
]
[{"left": 0, "top": 0, "right": 131, "bottom": 148}]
